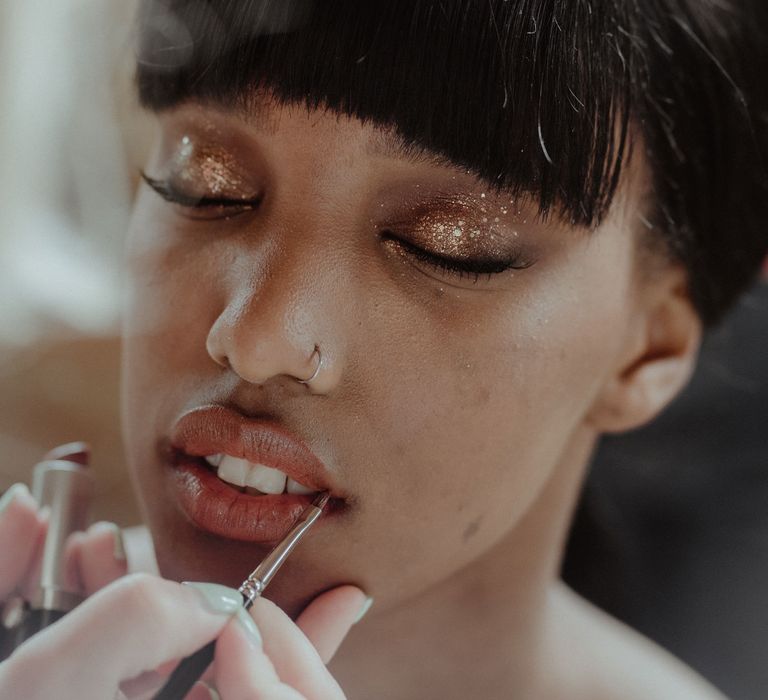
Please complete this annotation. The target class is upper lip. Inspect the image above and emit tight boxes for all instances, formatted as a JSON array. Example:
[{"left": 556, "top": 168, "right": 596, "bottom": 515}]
[{"left": 170, "top": 405, "right": 338, "bottom": 495}]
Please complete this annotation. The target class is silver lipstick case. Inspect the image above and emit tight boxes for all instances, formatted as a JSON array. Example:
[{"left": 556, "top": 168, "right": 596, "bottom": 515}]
[
  {"left": 28, "top": 458, "right": 94, "bottom": 612},
  {"left": 0, "top": 458, "right": 94, "bottom": 660}
]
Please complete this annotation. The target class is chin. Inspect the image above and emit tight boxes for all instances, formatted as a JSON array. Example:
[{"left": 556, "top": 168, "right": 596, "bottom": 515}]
[{"left": 151, "top": 520, "right": 348, "bottom": 618}]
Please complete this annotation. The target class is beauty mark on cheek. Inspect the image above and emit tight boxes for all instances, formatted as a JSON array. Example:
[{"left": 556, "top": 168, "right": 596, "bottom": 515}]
[{"left": 462, "top": 517, "right": 483, "bottom": 543}]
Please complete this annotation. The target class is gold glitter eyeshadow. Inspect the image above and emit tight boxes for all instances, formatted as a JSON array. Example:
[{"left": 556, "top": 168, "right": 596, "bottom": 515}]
[
  {"left": 404, "top": 192, "right": 524, "bottom": 259},
  {"left": 167, "top": 135, "right": 251, "bottom": 196}
]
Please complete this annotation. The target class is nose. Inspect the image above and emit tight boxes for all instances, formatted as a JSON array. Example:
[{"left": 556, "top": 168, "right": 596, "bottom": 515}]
[{"left": 205, "top": 242, "right": 342, "bottom": 395}]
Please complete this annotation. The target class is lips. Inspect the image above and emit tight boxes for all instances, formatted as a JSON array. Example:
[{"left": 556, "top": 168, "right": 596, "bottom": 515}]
[{"left": 166, "top": 405, "right": 342, "bottom": 542}]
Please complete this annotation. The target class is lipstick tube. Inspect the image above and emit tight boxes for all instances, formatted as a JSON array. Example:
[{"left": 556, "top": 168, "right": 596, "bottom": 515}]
[{"left": 0, "top": 458, "right": 93, "bottom": 660}]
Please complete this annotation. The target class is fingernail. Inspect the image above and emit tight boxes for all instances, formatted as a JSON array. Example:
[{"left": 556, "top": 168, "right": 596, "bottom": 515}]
[
  {"left": 43, "top": 442, "right": 90, "bottom": 466},
  {"left": 235, "top": 608, "right": 262, "bottom": 648},
  {"left": 182, "top": 582, "right": 243, "bottom": 615},
  {"left": 196, "top": 680, "right": 221, "bottom": 700},
  {"left": 2, "top": 596, "right": 26, "bottom": 628},
  {"left": 109, "top": 523, "right": 127, "bottom": 561},
  {"left": 0, "top": 483, "right": 33, "bottom": 515},
  {"left": 88, "top": 521, "right": 127, "bottom": 561},
  {"left": 353, "top": 596, "right": 374, "bottom": 624}
]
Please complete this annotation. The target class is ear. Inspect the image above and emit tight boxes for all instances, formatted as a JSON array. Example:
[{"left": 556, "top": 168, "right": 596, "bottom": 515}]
[{"left": 586, "top": 265, "right": 703, "bottom": 434}]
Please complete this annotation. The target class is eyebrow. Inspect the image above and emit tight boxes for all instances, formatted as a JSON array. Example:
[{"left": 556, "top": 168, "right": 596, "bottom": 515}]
[{"left": 365, "top": 129, "right": 461, "bottom": 171}]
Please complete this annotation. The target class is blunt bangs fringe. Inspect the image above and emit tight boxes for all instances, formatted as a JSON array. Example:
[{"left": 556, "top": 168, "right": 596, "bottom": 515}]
[
  {"left": 135, "top": 0, "right": 768, "bottom": 325},
  {"left": 135, "top": 0, "right": 632, "bottom": 227}
]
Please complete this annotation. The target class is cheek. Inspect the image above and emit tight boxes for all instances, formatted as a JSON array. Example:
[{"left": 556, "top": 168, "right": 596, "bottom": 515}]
[
  {"left": 121, "top": 213, "right": 225, "bottom": 466},
  {"left": 122, "top": 202, "right": 230, "bottom": 362},
  {"left": 355, "top": 232, "right": 636, "bottom": 557}
]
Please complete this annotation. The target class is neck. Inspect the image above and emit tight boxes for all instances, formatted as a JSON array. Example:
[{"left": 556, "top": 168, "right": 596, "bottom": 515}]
[{"left": 329, "top": 428, "right": 596, "bottom": 700}]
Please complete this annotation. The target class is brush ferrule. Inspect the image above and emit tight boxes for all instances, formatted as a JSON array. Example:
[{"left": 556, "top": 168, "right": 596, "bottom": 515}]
[{"left": 238, "top": 577, "right": 266, "bottom": 608}]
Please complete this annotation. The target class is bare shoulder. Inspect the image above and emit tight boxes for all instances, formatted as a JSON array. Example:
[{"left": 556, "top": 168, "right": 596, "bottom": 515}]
[{"left": 544, "top": 582, "right": 728, "bottom": 700}]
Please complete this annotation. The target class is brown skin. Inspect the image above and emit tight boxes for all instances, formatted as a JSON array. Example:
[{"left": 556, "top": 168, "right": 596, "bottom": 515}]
[{"left": 122, "top": 99, "right": 718, "bottom": 698}]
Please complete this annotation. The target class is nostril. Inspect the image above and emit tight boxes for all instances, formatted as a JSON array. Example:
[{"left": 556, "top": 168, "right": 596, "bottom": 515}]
[
  {"left": 209, "top": 354, "right": 230, "bottom": 370},
  {"left": 204, "top": 298, "right": 330, "bottom": 388},
  {"left": 205, "top": 326, "right": 231, "bottom": 370}
]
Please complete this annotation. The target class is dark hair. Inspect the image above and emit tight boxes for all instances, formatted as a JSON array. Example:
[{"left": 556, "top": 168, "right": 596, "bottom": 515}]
[{"left": 135, "top": 0, "right": 768, "bottom": 325}]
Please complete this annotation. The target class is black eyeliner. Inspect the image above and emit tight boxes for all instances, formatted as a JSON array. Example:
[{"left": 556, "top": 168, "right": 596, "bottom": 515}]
[
  {"left": 383, "top": 232, "right": 532, "bottom": 279},
  {"left": 139, "top": 171, "right": 261, "bottom": 210}
]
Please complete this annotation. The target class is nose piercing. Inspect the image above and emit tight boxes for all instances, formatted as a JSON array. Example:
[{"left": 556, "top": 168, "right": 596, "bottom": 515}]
[{"left": 298, "top": 345, "right": 322, "bottom": 385}]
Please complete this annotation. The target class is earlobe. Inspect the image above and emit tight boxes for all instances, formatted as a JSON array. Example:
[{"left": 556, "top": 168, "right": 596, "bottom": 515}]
[{"left": 586, "top": 268, "right": 703, "bottom": 434}]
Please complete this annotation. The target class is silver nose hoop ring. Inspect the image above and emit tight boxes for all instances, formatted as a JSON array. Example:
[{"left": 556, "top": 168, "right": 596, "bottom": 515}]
[{"left": 298, "top": 345, "right": 322, "bottom": 385}]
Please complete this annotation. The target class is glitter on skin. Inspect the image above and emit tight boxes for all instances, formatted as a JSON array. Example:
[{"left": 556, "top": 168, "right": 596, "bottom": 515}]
[
  {"left": 402, "top": 192, "right": 525, "bottom": 260},
  {"left": 162, "top": 131, "right": 527, "bottom": 264}
]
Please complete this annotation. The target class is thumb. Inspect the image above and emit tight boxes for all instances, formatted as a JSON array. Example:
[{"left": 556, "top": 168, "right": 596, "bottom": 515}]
[{"left": 295, "top": 585, "right": 371, "bottom": 663}]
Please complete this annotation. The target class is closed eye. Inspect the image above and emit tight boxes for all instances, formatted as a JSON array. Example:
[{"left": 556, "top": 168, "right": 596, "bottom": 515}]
[
  {"left": 381, "top": 232, "right": 534, "bottom": 282},
  {"left": 140, "top": 172, "right": 262, "bottom": 219}
]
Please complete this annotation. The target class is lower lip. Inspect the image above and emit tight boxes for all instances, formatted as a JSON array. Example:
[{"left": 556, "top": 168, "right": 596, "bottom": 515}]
[{"left": 170, "top": 456, "right": 329, "bottom": 543}]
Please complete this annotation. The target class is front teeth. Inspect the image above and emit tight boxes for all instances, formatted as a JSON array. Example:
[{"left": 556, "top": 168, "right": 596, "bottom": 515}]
[
  {"left": 209, "top": 454, "right": 314, "bottom": 496},
  {"left": 217, "top": 455, "right": 250, "bottom": 487},
  {"left": 245, "top": 463, "right": 286, "bottom": 495},
  {"left": 286, "top": 478, "right": 315, "bottom": 495}
]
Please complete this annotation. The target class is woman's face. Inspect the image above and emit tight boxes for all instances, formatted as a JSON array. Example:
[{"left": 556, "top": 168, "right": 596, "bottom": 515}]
[{"left": 122, "top": 98, "right": 649, "bottom": 613}]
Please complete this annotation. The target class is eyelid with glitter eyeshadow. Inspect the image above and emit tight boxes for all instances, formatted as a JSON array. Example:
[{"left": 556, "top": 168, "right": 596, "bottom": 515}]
[
  {"left": 380, "top": 230, "right": 535, "bottom": 282},
  {"left": 140, "top": 172, "right": 262, "bottom": 220}
]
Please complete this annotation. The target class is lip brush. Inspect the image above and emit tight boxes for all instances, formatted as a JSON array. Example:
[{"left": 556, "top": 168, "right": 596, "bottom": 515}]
[{"left": 152, "top": 492, "right": 330, "bottom": 700}]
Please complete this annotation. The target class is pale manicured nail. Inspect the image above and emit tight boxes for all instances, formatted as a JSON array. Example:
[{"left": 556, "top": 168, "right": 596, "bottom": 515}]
[
  {"left": 109, "top": 523, "right": 127, "bottom": 561},
  {"left": 88, "top": 521, "right": 127, "bottom": 561},
  {"left": 353, "top": 596, "right": 374, "bottom": 624},
  {"left": 0, "top": 483, "right": 33, "bottom": 515},
  {"left": 235, "top": 608, "right": 262, "bottom": 648},
  {"left": 182, "top": 582, "right": 243, "bottom": 615}
]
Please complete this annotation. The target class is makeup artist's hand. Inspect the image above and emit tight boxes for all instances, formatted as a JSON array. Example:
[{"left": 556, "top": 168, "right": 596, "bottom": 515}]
[
  {"left": 0, "top": 572, "right": 367, "bottom": 700},
  {"left": 0, "top": 482, "right": 129, "bottom": 606},
  {"left": 212, "top": 583, "right": 368, "bottom": 700}
]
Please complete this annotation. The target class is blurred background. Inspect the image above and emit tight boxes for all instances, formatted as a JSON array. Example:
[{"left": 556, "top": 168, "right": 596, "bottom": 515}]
[
  {"left": 0, "top": 1, "right": 765, "bottom": 698},
  {"left": 0, "top": 0, "right": 148, "bottom": 524}
]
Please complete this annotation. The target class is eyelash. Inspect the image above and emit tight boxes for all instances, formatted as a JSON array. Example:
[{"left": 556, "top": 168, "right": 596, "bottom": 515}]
[
  {"left": 141, "top": 173, "right": 262, "bottom": 217},
  {"left": 142, "top": 174, "right": 531, "bottom": 280},
  {"left": 381, "top": 233, "right": 532, "bottom": 281}
]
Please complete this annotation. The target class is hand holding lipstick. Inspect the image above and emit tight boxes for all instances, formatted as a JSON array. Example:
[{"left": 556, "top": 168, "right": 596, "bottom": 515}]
[
  {"left": 0, "top": 447, "right": 369, "bottom": 699},
  {"left": 0, "top": 570, "right": 366, "bottom": 700},
  {"left": 0, "top": 442, "right": 130, "bottom": 654}
]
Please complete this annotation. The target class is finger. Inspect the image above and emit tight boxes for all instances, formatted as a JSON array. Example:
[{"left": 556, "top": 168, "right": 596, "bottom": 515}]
[
  {"left": 61, "top": 530, "right": 87, "bottom": 592},
  {"left": 22, "top": 519, "right": 86, "bottom": 599},
  {"left": 122, "top": 525, "right": 159, "bottom": 575},
  {"left": 244, "top": 596, "right": 348, "bottom": 699},
  {"left": 118, "top": 669, "right": 167, "bottom": 700},
  {"left": 188, "top": 681, "right": 222, "bottom": 700},
  {"left": 117, "top": 657, "right": 179, "bottom": 700},
  {"left": 295, "top": 586, "right": 369, "bottom": 664},
  {"left": 0, "top": 484, "right": 44, "bottom": 599},
  {"left": 42, "top": 441, "right": 90, "bottom": 465},
  {"left": 215, "top": 618, "right": 304, "bottom": 700},
  {"left": 17, "top": 518, "right": 50, "bottom": 601},
  {"left": 7, "top": 575, "right": 245, "bottom": 698},
  {"left": 75, "top": 521, "right": 129, "bottom": 594},
  {"left": 119, "top": 671, "right": 216, "bottom": 700}
]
